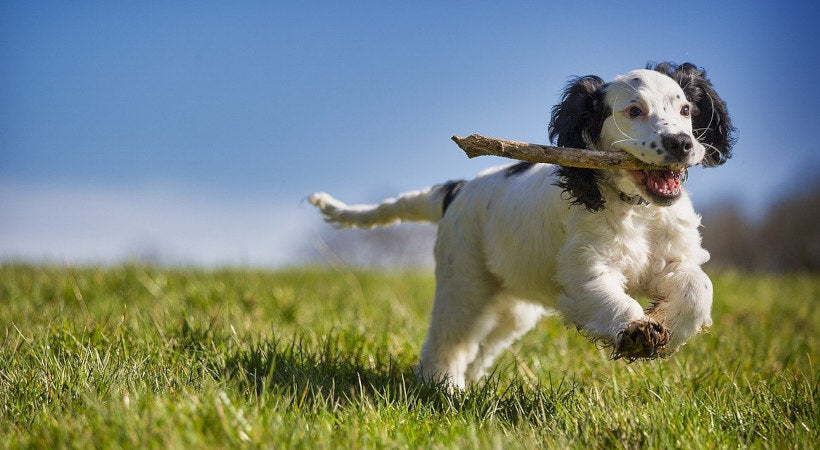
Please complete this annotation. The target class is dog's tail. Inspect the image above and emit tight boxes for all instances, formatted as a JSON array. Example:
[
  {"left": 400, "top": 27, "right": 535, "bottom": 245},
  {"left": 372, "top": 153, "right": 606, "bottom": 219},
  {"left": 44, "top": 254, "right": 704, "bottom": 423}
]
[{"left": 309, "top": 180, "right": 466, "bottom": 228}]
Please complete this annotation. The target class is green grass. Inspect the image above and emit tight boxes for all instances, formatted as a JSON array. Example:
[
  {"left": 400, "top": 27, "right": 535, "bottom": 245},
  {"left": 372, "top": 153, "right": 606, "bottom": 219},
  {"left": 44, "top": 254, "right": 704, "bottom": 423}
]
[{"left": 1, "top": 264, "right": 818, "bottom": 448}]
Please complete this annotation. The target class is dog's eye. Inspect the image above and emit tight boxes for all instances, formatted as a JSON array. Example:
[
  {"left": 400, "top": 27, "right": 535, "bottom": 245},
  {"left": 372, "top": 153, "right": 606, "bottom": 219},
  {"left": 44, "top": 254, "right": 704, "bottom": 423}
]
[
  {"left": 628, "top": 106, "right": 643, "bottom": 118},
  {"left": 681, "top": 105, "right": 691, "bottom": 117}
]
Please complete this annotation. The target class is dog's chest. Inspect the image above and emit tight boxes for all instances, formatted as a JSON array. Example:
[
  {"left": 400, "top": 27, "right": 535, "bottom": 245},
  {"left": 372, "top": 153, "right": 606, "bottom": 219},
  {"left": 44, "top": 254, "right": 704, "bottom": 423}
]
[
  {"left": 492, "top": 207, "right": 673, "bottom": 301},
  {"left": 606, "top": 208, "right": 686, "bottom": 287},
  {"left": 610, "top": 212, "right": 656, "bottom": 278}
]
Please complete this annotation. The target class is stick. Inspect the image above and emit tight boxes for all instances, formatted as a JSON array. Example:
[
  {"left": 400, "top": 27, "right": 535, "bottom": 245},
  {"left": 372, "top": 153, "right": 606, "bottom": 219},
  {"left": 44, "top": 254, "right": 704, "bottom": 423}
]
[{"left": 451, "top": 134, "right": 688, "bottom": 171}]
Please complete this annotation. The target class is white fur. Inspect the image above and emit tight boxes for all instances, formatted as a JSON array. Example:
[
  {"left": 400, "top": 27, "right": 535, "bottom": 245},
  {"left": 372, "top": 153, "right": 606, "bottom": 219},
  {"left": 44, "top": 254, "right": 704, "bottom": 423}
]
[{"left": 309, "top": 69, "right": 714, "bottom": 389}]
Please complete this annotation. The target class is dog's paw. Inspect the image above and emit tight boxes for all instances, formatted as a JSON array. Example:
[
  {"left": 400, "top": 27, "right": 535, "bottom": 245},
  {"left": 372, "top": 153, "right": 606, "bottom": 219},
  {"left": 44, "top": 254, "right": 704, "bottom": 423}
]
[{"left": 612, "top": 318, "right": 670, "bottom": 362}]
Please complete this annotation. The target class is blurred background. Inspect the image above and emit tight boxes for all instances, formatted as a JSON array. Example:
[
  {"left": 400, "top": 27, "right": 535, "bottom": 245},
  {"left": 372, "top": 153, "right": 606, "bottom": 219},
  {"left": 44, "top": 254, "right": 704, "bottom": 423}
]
[{"left": 2, "top": 1, "right": 818, "bottom": 272}]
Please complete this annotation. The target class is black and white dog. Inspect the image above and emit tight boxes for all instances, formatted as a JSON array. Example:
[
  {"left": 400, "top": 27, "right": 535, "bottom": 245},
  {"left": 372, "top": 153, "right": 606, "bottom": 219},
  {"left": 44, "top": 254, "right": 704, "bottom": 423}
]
[{"left": 310, "top": 62, "right": 735, "bottom": 388}]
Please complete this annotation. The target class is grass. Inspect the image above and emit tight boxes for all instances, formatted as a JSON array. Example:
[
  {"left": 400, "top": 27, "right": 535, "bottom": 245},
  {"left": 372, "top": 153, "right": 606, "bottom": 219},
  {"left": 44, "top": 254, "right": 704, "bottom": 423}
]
[{"left": 1, "top": 264, "right": 818, "bottom": 448}]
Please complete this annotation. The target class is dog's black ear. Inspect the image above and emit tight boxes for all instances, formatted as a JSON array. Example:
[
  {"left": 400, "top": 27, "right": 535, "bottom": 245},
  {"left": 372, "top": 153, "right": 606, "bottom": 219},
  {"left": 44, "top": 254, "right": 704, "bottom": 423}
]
[
  {"left": 651, "top": 62, "right": 737, "bottom": 167},
  {"left": 552, "top": 166, "right": 606, "bottom": 212},
  {"left": 549, "top": 75, "right": 608, "bottom": 148},
  {"left": 548, "top": 76, "right": 608, "bottom": 212}
]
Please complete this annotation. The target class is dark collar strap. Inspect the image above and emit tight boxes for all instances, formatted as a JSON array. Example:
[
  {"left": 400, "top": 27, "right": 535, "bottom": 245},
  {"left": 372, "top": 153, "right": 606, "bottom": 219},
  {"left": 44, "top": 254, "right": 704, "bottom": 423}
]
[{"left": 619, "top": 191, "right": 648, "bottom": 206}]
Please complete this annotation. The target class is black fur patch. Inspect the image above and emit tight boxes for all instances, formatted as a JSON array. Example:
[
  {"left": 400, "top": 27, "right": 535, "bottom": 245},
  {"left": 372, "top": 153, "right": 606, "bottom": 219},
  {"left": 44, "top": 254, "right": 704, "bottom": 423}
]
[
  {"left": 553, "top": 167, "right": 605, "bottom": 212},
  {"left": 505, "top": 162, "right": 535, "bottom": 177},
  {"left": 440, "top": 180, "right": 467, "bottom": 215},
  {"left": 548, "top": 75, "right": 609, "bottom": 212},
  {"left": 548, "top": 75, "right": 609, "bottom": 149}
]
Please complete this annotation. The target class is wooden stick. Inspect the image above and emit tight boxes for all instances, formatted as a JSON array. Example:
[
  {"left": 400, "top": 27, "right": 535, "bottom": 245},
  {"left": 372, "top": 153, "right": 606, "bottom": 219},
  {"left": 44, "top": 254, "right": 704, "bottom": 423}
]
[{"left": 451, "top": 134, "right": 688, "bottom": 171}]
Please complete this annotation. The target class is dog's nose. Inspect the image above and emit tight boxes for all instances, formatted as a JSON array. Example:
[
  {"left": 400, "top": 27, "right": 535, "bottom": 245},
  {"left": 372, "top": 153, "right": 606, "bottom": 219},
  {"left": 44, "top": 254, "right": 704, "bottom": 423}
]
[{"left": 661, "top": 133, "right": 694, "bottom": 160}]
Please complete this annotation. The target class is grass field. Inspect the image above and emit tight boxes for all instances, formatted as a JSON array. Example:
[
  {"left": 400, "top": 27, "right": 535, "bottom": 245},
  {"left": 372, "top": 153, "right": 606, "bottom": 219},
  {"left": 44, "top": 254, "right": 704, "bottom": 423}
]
[{"left": 1, "top": 264, "right": 818, "bottom": 448}]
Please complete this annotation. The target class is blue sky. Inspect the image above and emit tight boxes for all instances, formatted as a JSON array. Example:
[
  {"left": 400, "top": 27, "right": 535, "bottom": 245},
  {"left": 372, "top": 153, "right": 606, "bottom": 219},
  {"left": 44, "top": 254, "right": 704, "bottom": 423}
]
[{"left": 2, "top": 1, "right": 818, "bottom": 265}]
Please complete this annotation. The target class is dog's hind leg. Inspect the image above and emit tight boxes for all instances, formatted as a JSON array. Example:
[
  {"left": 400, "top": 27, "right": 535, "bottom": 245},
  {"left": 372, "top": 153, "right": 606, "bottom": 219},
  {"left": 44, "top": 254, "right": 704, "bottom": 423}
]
[
  {"left": 465, "top": 299, "right": 546, "bottom": 382},
  {"left": 417, "top": 286, "right": 496, "bottom": 389},
  {"left": 417, "top": 258, "right": 502, "bottom": 389}
]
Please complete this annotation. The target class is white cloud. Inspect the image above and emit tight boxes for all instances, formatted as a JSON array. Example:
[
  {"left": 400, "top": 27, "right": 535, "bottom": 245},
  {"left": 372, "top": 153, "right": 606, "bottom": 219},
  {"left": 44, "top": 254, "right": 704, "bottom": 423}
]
[{"left": 0, "top": 182, "right": 318, "bottom": 267}]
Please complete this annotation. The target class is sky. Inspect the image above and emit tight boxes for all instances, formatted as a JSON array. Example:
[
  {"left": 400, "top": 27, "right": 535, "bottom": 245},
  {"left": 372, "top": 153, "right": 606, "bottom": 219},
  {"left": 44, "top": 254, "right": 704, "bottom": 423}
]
[{"left": 1, "top": 1, "right": 819, "bottom": 267}]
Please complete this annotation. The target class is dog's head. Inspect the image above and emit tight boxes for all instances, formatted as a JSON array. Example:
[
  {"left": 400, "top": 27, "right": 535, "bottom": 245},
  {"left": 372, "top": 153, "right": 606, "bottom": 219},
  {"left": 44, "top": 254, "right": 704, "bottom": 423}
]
[{"left": 549, "top": 62, "right": 736, "bottom": 210}]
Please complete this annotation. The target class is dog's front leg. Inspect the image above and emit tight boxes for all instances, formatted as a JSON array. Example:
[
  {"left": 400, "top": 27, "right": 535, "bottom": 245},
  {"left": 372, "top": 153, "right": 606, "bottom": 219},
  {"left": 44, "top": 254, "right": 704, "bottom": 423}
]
[
  {"left": 555, "top": 256, "right": 669, "bottom": 360},
  {"left": 646, "top": 263, "right": 713, "bottom": 355}
]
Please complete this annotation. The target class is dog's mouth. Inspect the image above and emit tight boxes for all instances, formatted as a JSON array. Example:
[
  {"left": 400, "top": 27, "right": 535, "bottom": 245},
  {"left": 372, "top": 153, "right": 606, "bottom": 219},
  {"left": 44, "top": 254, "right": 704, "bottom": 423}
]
[{"left": 630, "top": 169, "right": 684, "bottom": 203}]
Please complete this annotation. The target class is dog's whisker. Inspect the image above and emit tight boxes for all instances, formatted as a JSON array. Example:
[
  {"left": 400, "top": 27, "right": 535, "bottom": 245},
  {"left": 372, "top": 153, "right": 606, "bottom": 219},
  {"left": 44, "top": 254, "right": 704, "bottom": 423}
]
[
  {"left": 611, "top": 137, "right": 638, "bottom": 147},
  {"left": 621, "top": 81, "right": 641, "bottom": 96},
  {"left": 701, "top": 92, "right": 717, "bottom": 140},
  {"left": 701, "top": 141, "right": 719, "bottom": 153},
  {"left": 610, "top": 111, "right": 635, "bottom": 142},
  {"left": 614, "top": 122, "right": 634, "bottom": 141},
  {"left": 700, "top": 141, "right": 722, "bottom": 161},
  {"left": 678, "top": 75, "right": 694, "bottom": 92},
  {"left": 692, "top": 127, "right": 712, "bottom": 139}
]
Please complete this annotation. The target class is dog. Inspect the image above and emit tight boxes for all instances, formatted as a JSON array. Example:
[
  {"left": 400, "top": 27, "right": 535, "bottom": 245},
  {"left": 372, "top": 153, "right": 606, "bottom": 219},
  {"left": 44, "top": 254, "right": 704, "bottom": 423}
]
[{"left": 310, "top": 62, "right": 735, "bottom": 388}]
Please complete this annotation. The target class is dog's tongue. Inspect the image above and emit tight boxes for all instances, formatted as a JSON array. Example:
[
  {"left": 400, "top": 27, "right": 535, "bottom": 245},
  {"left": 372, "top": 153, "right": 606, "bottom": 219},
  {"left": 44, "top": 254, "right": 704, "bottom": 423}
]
[{"left": 645, "top": 170, "right": 682, "bottom": 197}]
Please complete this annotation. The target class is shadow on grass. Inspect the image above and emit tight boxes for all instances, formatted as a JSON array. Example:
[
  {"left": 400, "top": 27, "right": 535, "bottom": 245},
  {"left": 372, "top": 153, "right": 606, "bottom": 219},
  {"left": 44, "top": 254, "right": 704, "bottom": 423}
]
[{"left": 210, "top": 332, "right": 578, "bottom": 425}]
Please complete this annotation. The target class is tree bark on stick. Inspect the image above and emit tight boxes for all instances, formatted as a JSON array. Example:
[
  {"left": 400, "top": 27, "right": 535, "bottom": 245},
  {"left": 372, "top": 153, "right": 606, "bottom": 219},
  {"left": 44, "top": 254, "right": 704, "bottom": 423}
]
[{"left": 451, "top": 134, "right": 688, "bottom": 171}]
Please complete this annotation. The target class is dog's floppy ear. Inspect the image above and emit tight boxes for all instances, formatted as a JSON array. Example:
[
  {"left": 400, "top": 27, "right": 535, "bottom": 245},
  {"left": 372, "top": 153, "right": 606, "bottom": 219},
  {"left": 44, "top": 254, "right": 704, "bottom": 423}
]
[
  {"left": 651, "top": 62, "right": 737, "bottom": 167},
  {"left": 548, "top": 76, "right": 608, "bottom": 212},
  {"left": 549, "top": 75, "right": 608, "bottom": 149}
]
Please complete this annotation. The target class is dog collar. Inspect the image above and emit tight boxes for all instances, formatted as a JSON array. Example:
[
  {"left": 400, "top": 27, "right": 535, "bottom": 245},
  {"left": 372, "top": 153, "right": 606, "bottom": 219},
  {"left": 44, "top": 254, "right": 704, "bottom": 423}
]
[
  {"left": 602, "top": 178, "right": 648, "bottom": 206},
  {"left": 619, "top": 191, "right": 648, "bottom": 206}
]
